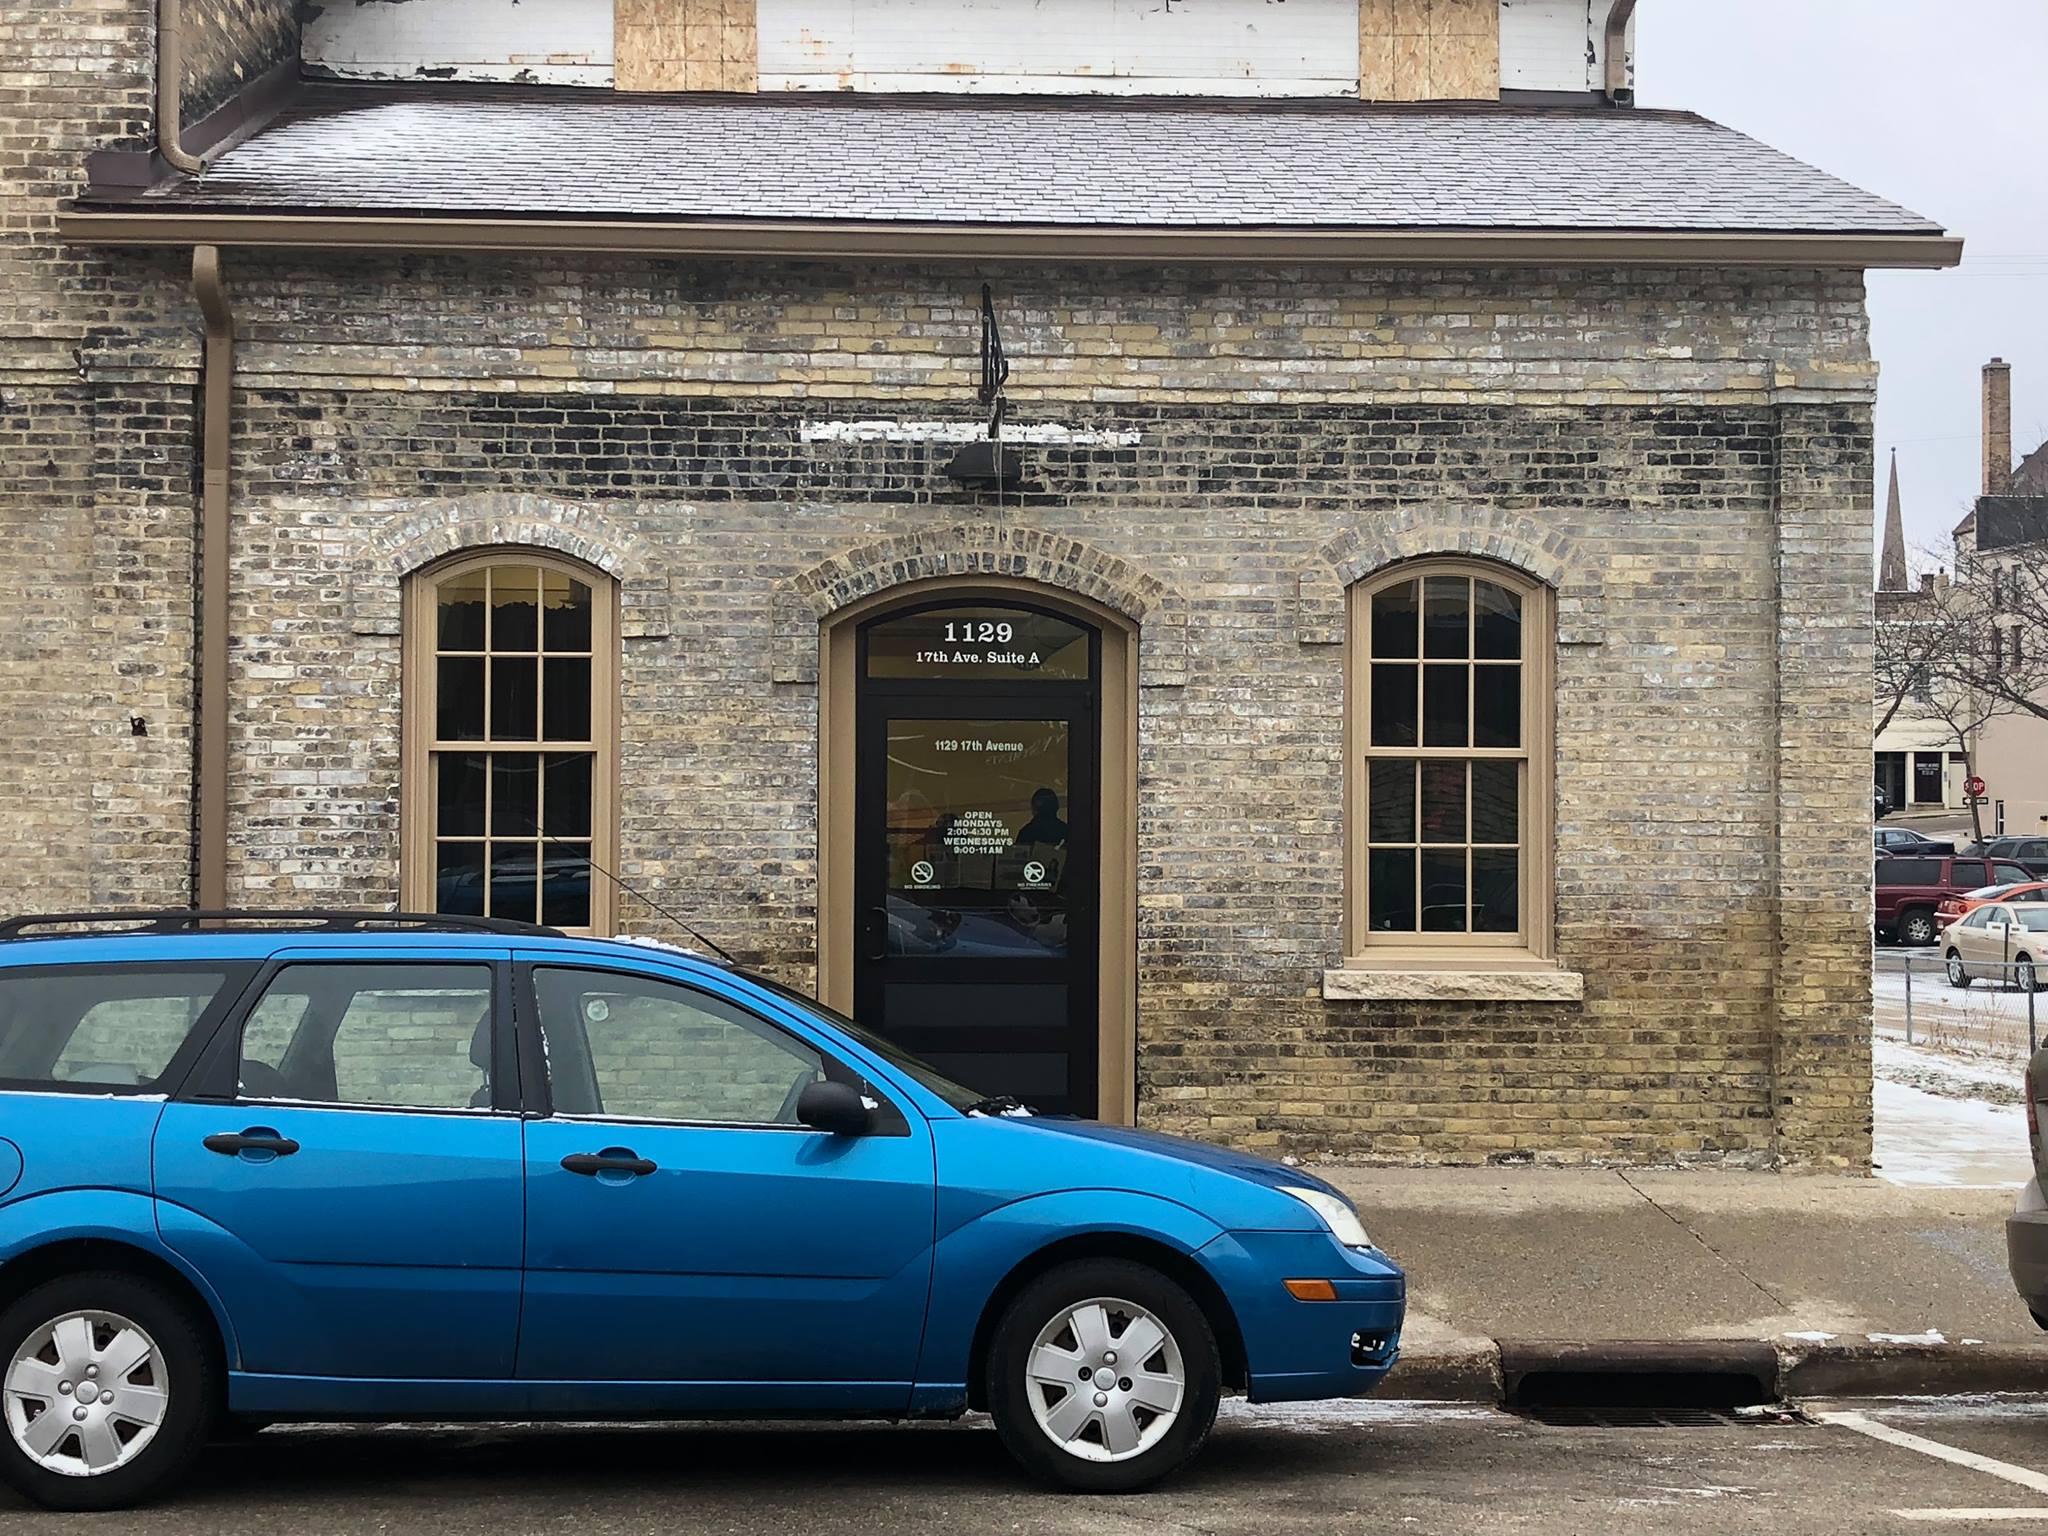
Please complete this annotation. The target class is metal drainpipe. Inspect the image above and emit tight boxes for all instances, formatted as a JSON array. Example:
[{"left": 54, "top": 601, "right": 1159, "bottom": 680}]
[
  {"left": 1603, "top": 0, "right": 1637, "bottom": 104},
  {"left": 157, "top": 0, "right": 206, "bottom": 176},
  {"left": 191, "top": 246, "right": 232, "bottom": 907}
]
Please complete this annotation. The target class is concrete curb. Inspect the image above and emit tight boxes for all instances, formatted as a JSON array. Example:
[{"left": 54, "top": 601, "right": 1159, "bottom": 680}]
[
  {"left": 1384, "top": 1337, "right": 2048, "bottom": 1404},
  {"left": 1779, "top": 1341, "right": 2048, "bottom": 1399},
  {"left": 1383, "top": 1341, "right": 1502, "bottom": 1402}
]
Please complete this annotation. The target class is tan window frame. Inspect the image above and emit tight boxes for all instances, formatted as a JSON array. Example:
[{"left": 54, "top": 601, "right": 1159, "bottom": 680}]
[
  {"left": 1344, "top": 557, "right": 1555, "bottom": 966},
  {"left": 401, "top": 550, "right": 619, "bottom": 936}
]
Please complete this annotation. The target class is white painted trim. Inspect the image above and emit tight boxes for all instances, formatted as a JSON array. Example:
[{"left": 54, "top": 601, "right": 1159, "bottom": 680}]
[
  {"left": 799, "top": 420, "right": 1143, "bottom": 446},
  {"left": 762, "top": 73, "right": 1358, "bottom": 97}
]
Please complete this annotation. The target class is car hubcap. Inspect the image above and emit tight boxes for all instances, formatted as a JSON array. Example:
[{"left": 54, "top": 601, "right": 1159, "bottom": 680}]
[
  {"left": 1025, "top": 1296, "right": 1184, "bottom": 1463},
  {"left": 1950, "top": 957, "right": 1965, "bottom": 984},
  {"left": 5, "top": 1311, "right": 168, "bottom": 1477},
  {"left": 2023, "top": 964, "right": 2035, "bottom": 992}
]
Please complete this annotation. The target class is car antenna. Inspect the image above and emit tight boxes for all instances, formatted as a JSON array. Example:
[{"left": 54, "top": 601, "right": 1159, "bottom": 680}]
[{"left": 508, "top": 809, "right": 737, "bottom": 964}]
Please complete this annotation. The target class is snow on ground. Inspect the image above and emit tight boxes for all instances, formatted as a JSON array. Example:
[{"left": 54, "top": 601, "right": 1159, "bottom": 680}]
[
  {"left": 1874, "top": 966, "right": 2042, "bottom": 1062},
  {"left": 1874, "top": 1037, "right": 2023, "bottom": 1106},
  {"left": 1872, "top": 1077, "right": 2031, "bottom": 1189}
]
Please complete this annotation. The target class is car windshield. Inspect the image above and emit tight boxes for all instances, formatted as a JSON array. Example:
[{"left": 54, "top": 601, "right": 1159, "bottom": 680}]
[
  {"left": 741, "top": 972, "right": 985, "bottom": 1112},
  {"left": 2019, "top": 910, "right": 2048, "bottom": 932}
]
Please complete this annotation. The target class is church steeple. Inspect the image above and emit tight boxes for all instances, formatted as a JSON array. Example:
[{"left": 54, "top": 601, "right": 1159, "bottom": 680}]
[{"left": 1879, "top": 449, "right": 1909, "bottom": 591}]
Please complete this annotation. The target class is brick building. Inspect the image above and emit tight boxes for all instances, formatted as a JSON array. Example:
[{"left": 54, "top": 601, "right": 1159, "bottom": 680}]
[{"left": 4, "top": 0, "right": 1960, "bottom": 1163}]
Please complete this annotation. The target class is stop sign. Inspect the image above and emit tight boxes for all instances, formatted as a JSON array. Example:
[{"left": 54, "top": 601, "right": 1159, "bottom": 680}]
[{"left": 1967, "top": 774, "right": 1987, "bottom": 797}]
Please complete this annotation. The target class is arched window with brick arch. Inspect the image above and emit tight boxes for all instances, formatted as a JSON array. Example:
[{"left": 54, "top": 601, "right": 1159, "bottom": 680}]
[
  {"left": 1346, "top": 558, "right": 1555, "bottom": 963},
  {"left": 402, "top": 550, "right": 617, "bottom": 934}
]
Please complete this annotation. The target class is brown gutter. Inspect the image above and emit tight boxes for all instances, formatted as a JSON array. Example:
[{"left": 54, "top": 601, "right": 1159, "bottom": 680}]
[
  {"left": 156, "top": 0, "right": 206, "bottom": 176},
  {"left": 55, "top": 211, "right": 1964, "bottom": 269},
  {"left": 1603, "top": 0, "right": 1638, "bottom": 104},
  {"left": 191, "top": 245, "right": 232, "bottom": 907}
]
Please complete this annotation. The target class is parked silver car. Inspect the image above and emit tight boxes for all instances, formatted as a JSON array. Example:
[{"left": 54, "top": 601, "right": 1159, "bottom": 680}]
[{"left": 2009, "top": 1055, "right": 2048, "bottom": 1327}]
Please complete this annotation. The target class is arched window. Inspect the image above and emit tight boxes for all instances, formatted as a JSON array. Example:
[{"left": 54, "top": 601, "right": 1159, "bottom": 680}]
[
  {"left": 403, "top": 552, "right": 617, "bottom": 933},
  {"left": 1347, "top": 559, "right": 1554, "bottom": 961}
]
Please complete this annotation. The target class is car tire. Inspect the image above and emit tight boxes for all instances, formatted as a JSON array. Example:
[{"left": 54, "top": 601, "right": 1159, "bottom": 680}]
[
  {"left": 986, "top": 1258, "right": 1221, "bottom": 1494},
  {"left": 2019, "top": 956, "right": 2040, "bottom": 994},
  {"left": 1947, "top": 950, "right": 1972, "bottom": 988},
  {"left": 0, "top": 1271, "right": 220, "bottom": 1512},
  {"left": 1901, "top": 910, "right": 1937, "bottom": 947}
]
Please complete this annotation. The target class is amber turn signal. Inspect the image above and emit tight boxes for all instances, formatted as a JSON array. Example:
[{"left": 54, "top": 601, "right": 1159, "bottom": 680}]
[{"left": 1283, "top": 1278, "right": 1338, "bottom": 1301}]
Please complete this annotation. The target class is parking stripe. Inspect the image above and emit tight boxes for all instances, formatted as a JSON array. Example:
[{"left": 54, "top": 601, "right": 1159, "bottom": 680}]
[{"left": 1816, "top": 1410, "right": 2048, "bottom": 1499}]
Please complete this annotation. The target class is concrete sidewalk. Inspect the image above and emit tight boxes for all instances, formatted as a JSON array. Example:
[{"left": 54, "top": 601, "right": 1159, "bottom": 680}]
[{"left": 1312, "top": 1166, "right": 2048, "bottom": 1401}]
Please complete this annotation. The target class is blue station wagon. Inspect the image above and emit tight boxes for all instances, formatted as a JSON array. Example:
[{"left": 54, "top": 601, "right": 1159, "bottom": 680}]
[{"left": 0, "top": 911, "right": 1404, "bottom": 1509}]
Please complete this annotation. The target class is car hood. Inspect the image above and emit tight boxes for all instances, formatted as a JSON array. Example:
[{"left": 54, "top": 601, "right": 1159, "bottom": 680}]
[
  {"left": 927, "top": 1113, "right": 1373, "bottom": 1242},
  {"left": 994, "top": 1115, "right": 1344, "bottom": 1194}
]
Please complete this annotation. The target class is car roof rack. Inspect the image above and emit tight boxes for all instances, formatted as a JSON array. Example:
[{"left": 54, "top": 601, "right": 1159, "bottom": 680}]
[{"left": 0, "top": 909, "right": 564, "bottom": 940}]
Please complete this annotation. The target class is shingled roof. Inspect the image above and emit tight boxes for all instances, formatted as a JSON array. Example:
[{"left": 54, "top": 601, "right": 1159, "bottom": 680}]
[{"left": 86, "top": 84, "right": 1948, "bottom": 239}]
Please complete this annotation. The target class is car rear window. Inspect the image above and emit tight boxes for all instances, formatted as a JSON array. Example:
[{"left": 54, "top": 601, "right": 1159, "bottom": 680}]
[
  {"left": 0, "top": 965, "right": 241, "bottom": 1092},
  {"left": 1878, "top": 858, "right": 1941, "bottom": 886}
]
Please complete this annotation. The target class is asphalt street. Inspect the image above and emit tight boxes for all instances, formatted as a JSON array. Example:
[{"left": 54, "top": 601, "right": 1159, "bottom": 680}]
[{"left": 12, "top": 1397, "right": 2048, "bottom": 1533}]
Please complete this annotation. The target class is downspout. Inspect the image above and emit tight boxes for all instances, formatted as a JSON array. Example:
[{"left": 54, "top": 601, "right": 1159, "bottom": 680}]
[
  {"left": 1603, "top": 0, "right": 1637, "bottom": 104},
  {"left": 156, "top": 0, "right": 206, "bottom": 176},
  {"left": 191, "top": 246, "right": 232, "bottom": 908}
]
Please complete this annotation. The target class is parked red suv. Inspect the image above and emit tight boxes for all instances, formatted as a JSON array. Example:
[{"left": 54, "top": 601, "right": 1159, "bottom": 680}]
[{"left": 1878, "top": 855, "right": 2037, "bottom": 945}]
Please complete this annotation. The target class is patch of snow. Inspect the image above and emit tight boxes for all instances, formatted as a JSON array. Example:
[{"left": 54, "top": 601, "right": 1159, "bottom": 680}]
[
  {"left": 1782, "top": 1331, "right": 1839, "bottom": 1343},
  {"left": 1218, "top": 1398, "right": 1500, "bottom": 1431},
  {"left": 1873, "top": 1078, "right": 2031, "bottom": 1189},
  {"left": 1867, "top": 1330, "right": 1949, "bottom": 1346}
]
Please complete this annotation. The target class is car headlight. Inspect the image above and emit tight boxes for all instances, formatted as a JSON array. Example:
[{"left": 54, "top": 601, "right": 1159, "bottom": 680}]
[{"left": 1281, "top": 1185, "right": 1373, "bottom": 1250}]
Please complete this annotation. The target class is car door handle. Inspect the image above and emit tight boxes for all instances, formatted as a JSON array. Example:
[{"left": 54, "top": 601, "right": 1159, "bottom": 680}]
[
  {"left": 202, "top": 1130, "right": 300, "bottom": 1157},
  {"left": 561, "top": 1151, "right": 657, "bottom": 1178}
]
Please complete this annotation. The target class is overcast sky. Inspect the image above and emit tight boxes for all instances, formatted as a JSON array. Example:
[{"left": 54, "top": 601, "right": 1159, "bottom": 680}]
[{"left": 1639, "top": 0, "right": 2048, "bottom": 578}]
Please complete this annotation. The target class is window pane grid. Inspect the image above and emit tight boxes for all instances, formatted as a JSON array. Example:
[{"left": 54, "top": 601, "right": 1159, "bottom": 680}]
[
  {"left": 427, "top": 560, "right": 601, "bottom": 931},
  {"left": 1360, "top": 571, "right": 1531, "bottom": 943}
]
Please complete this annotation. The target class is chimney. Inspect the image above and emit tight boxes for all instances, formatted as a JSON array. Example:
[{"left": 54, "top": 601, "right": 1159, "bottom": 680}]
[{"left": 1985, "top": 357, "right": 2014, "bottom": 497}]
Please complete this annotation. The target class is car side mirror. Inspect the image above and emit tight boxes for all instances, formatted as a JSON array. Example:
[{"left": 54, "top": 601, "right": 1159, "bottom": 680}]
[{"left": 796, "top": 1079, "right": 871, "bottom": 1136}]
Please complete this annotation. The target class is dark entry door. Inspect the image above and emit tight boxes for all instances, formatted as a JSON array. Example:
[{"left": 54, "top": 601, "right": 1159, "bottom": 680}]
[{"left": 854, "top": 602, "right": 1099, "bottom": 1116}]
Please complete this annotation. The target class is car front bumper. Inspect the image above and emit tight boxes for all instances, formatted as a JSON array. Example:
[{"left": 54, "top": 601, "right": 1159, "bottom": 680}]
[
  {"left": 1200, "top": 1229, "right": 1407, "bottom": 1403},
  {"left": 2008, "top": 1178, "right": 2048, "bottom": 1317}
]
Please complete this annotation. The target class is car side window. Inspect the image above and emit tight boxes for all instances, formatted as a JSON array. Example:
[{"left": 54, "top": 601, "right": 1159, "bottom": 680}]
[
  {"left": 1961, "top": 908, "right": 1991, "bottom": 928},
  {"left": 237, "top": 963, "right": 495, "bottom": 1112},
  {"left": 533, "top": 967, "right": 825, "bottom": 1126},
  {"left": 1996, "top": 863, "right": 2034, "bottom": 885},
  {"left": 0, "top": 967, "right": 238, "bottom": 1091}
]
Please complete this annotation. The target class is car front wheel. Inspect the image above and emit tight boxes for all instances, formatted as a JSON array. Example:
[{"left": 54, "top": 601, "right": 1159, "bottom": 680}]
[
  {"left": 987, "top": 1258, "right": 1221, "bottom": 1493},
  {"left": 0, "top": 1273, "right": 218, "bottom": 1511},
  {"left": 1947, "top": 950, "right": 1972, "bottom": 988}
]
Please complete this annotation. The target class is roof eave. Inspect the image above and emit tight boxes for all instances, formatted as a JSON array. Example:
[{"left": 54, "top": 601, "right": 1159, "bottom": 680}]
[{"left": 55, "top": 208, "right": 1964, "bottom": 269}]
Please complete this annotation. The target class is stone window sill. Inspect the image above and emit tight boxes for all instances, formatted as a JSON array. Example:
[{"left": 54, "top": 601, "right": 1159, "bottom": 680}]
[{"left": 1321, "top": 964, "right": 1585, "bottom": 1002}]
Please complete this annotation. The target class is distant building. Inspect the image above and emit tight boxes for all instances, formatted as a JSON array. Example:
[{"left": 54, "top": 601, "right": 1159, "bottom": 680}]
[
  {"left": 1874, "top": 453, "right": 1970, "bottom": 814},
  {"left": 1957, "top": 359, "right": 2048, "bottom": 836}
]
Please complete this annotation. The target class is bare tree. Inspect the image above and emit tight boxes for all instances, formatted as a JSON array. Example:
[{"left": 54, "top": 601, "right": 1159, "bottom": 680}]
[
  {"left": 1878, "top": 557, "right": 2047, "bottom": 843},
  {"left": 1950, "top": 550, "right": 2048, "bottom": 729}
]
